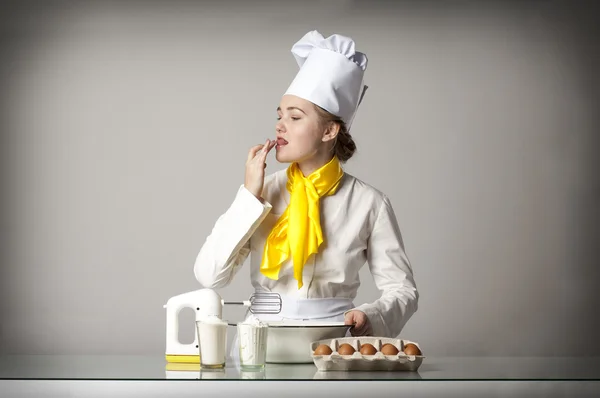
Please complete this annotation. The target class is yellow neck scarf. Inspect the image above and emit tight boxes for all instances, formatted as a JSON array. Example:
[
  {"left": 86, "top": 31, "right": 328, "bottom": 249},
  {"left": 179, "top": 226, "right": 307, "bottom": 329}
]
[{"left": 260, "top": 156, "right": 344, "bottom": 289}]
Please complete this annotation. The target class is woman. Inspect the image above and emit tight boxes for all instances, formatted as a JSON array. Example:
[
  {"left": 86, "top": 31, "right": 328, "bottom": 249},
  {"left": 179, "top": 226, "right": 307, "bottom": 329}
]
[{"left": 194, "top": 31, "right": 418, "bottom": 349}]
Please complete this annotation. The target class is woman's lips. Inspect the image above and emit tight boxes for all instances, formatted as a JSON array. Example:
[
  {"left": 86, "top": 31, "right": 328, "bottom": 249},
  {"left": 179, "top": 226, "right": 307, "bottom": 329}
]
[{"left": 276, "top": 138, "right": 288, "bottom": 147}]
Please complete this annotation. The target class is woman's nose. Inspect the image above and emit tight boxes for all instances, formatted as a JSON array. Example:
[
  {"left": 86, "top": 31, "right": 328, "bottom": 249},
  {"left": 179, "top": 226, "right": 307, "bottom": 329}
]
[{"left": 275, "top": 121, "right": 285, "bottom": 133}]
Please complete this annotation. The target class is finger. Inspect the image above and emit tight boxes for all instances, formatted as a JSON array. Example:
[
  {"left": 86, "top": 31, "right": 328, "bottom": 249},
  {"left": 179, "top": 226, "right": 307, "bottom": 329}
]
[
  {"left": 262, "top": 139, "right": 271, "bottom": 154},
  {"left": 267, "top": 139, "right": 277, "bottom": 154},
  {"left": 259, "top": 140, "right": 272, "bottom": 162},
  {"left": 248, "top": 144, "right": 265, "bottom": 161},
  {"left": 352, "top": 324, "right": 369, "bottom": 337},
  {"left": 357, "top": 319, "right": 372, "bottom": 336},
  {"left": 344, "top": 312, "right": 355, "bottom": 325},
  {"left": 352, "top": 325, "right": 367, "bottom": 336},
  {"left": 352, "top": 318, "right": 369, "bottom": 334},
  {"left": 353, "top": 315, "right": 365, "bottom": 329},
  {"left": 253, "top": 140, "right": 269, "bottom": 162}
]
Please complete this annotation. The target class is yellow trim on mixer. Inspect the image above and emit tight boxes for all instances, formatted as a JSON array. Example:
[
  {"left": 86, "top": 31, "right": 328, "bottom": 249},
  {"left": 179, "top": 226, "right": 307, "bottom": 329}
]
[
  {"left": 165, "top": 354, "right": 200, "bottom": 363},
  {"left": 165, "top": 362, "right": 201, "bottom": 372}
]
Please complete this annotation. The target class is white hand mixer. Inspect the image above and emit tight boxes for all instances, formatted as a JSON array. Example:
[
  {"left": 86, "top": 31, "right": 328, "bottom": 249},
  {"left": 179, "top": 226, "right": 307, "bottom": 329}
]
[{"left": 164, "top": 288, "right": 281, "bottom": 363}]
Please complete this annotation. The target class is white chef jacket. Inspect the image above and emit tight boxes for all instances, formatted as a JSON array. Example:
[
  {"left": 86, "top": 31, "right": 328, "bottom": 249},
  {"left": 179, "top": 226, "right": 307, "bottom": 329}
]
[{"left": 194, "top": 169, "right": 419, "bottom": 338}]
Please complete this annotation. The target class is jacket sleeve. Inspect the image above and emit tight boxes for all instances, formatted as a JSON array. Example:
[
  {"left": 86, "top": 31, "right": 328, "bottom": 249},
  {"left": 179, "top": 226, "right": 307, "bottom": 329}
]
[
  {"left": 353, "top": 195, "right": 419, "bottom": 338},
  {"left": 194, "top": 184, "right": 272, "bottom": 288}
]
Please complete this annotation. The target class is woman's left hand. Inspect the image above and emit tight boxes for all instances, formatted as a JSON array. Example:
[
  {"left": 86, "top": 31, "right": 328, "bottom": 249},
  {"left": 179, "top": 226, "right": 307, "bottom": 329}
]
[{"left": 344, "top": 310, "right": 373, "bottom": 336}]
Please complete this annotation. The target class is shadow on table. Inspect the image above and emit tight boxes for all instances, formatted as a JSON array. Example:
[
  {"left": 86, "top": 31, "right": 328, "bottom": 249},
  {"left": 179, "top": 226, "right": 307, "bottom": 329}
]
[
  {"left": 313, "top": 370, "right": 422, "bottom": 380},
  {"left": 164, "top": 363, "right": 422, "bottom": 380}
]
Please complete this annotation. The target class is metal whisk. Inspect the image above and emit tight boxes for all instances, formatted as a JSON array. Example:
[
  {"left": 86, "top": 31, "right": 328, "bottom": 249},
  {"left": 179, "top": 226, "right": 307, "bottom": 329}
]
[{"left": 223, "top": 292, "right": 282, "bottom": 314}]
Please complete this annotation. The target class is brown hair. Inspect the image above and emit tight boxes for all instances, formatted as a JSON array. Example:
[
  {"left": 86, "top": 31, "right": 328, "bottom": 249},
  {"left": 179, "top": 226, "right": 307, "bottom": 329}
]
[{"left": 313, "top": 104, "right": 357, "bottom": 163}]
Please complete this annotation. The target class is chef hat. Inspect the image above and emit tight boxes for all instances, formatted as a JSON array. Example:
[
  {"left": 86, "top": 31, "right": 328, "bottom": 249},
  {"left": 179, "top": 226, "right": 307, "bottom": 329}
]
[{"left": 284, "top": 30, "right": 368, "bottom": 130}]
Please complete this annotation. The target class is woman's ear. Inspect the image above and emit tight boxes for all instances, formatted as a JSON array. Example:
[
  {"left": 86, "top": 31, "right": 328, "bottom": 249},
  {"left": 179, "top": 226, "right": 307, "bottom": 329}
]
[{"left": 322, "top": 122, "right": 340, "bottom": 143}]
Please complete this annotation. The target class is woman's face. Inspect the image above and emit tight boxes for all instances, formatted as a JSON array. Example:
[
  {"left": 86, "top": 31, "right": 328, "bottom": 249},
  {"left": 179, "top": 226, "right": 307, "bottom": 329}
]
[{"left": 274, "top": 95, "right": 325, "bottom": 164}]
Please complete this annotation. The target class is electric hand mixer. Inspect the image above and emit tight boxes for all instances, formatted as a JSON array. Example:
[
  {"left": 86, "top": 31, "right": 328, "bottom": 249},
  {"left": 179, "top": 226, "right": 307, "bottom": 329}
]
[{"left": 164, "top": 288, "right": 281, "bottom": 363}]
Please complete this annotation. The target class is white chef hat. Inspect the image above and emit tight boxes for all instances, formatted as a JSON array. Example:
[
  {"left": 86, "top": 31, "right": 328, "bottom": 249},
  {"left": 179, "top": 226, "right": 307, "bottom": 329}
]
[{"left": 284, "top": 30, "right": 368, "bottom": 130}]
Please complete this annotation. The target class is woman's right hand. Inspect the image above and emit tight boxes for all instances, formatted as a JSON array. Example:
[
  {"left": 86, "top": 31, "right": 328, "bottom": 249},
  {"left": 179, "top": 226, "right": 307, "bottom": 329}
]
[{"left": 244, "top": 138, "right": 276, "bottom": 200}]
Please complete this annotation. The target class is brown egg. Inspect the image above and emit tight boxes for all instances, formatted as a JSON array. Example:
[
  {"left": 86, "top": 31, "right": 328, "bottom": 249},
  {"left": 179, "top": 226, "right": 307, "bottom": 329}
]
[
  {"left": 337, "top": 343, "right": 356, "bottom": 355},
  {"left": 313, "top": 344, "right": 333, "bottom": 355},
  {"left": 359, "top": 343, "right": 377, "bottom": 355},
  {"left": 403, "top": 343, "right": 422, "bottom": 356},
  {"left": 380, "top": 343, "right": 400, "bottom": 355}
]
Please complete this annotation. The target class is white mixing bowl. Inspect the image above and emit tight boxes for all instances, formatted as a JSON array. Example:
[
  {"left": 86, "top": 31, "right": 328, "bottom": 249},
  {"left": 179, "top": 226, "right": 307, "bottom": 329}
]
[{"left": 264, "top": 321, "right": 351, "bottom": 363}]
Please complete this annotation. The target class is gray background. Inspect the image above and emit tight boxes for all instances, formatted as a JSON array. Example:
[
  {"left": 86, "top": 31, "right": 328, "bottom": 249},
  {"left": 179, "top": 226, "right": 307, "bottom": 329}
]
[{"left": 1, "top": 0, "right": 598, "bottom": 357}]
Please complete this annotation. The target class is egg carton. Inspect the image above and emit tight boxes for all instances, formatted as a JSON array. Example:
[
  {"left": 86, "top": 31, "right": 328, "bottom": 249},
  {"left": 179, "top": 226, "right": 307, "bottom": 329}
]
[{"left": 310, "top": 337, "right": 424, "bottom": 372}]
